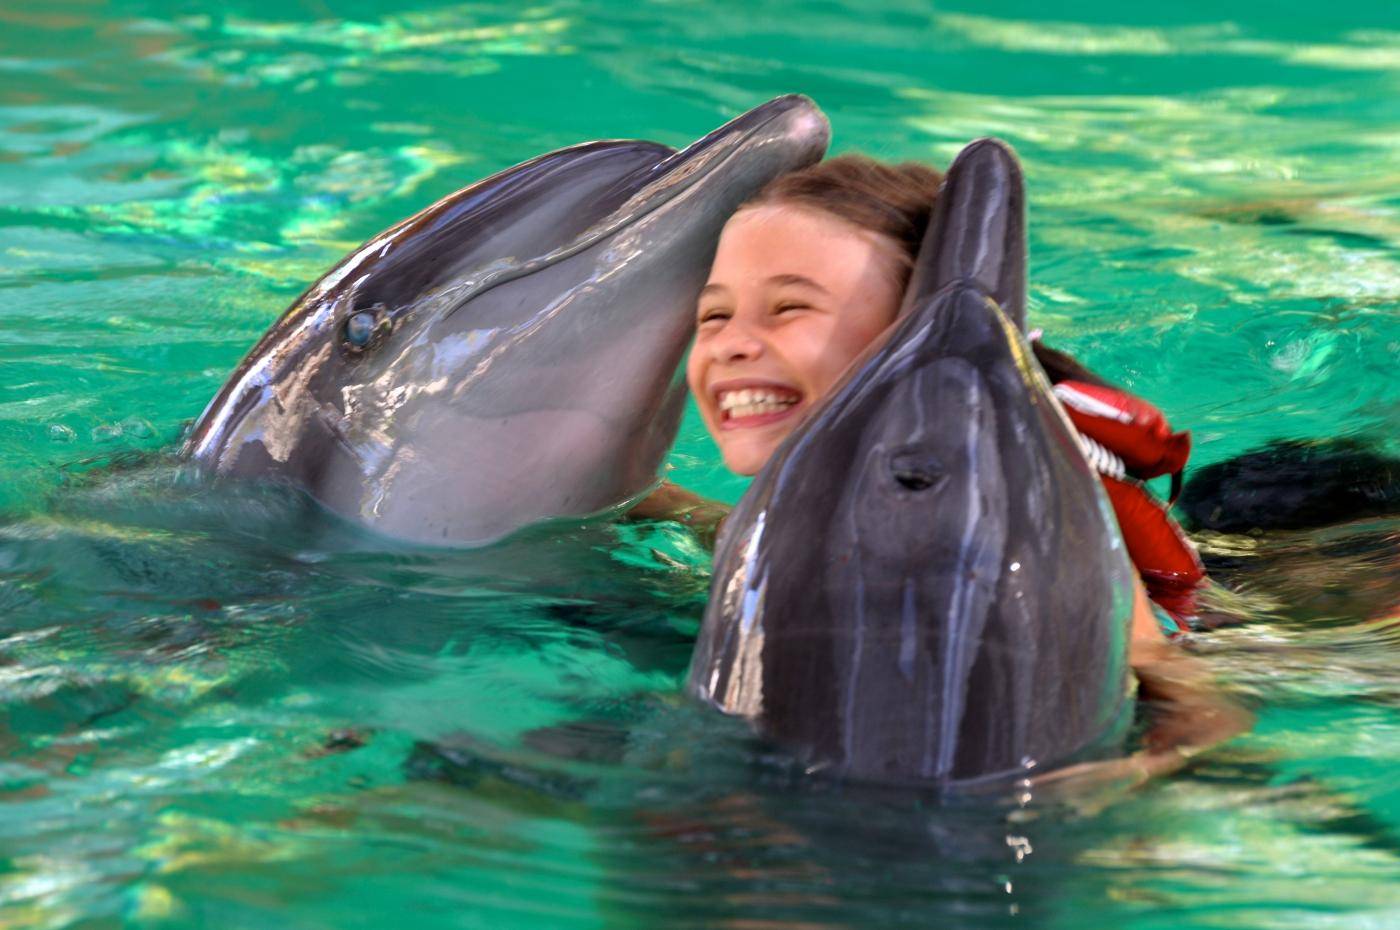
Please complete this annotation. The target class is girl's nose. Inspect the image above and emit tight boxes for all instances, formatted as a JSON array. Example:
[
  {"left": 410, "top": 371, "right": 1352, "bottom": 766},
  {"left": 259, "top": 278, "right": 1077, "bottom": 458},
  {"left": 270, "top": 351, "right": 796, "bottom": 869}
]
[{"left": 711, "top": 316, "right": 765, "bottom": 364}]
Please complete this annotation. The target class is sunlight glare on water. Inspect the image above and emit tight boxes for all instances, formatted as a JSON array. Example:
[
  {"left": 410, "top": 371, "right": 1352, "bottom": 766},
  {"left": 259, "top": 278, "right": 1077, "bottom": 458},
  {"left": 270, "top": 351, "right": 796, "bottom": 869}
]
[{"left": 1, "top": 1, "right": 1398, "bottom": 928}]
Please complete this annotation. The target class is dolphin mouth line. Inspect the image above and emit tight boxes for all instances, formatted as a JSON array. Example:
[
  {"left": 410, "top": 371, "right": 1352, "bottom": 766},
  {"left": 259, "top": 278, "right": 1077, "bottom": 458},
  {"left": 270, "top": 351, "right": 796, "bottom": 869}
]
[{"left": 422, "top": 103, "right": 813, "bottom": 323}]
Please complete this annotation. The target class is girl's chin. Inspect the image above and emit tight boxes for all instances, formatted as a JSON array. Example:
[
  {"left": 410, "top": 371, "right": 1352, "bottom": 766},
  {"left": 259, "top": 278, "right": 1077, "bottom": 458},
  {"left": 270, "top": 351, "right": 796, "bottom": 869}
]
[
  {"left": 723, "top": 457, "right": 767, "bottom": 477},
  {"left": 708, "top": 406, "right": 804, "bottom": 475},
  {"left": 719, "top": 434, "right": 787, "bottom": 476}
]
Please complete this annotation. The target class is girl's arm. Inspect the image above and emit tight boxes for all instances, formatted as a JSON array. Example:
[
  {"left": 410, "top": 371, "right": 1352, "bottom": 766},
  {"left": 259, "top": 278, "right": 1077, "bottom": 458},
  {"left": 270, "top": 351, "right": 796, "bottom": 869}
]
[
  {"left": 1125, "top": 578, "right": 1254, "bottom": 770},
  {"left": 625, "top": 480, "right": 731, "bottom": 549},
  {"left": 1032, "top": 577, "right": 1253, "bottom": 796}
]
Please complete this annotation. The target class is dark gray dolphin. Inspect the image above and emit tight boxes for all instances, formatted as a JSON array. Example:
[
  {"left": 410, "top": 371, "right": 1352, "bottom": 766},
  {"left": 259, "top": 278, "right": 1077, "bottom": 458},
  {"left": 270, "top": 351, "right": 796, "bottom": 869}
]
[
  {"left": 688, "top": 140, "right": 1136, "bottom": 787},
  {"left": 185, "top": 96, "right": 829, "bottom": 545}
]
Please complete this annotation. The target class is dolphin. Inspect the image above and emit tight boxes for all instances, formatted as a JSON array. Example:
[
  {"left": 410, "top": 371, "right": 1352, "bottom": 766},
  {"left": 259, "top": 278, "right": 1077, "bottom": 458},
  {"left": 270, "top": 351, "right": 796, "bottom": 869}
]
[
  {"left": 185, "top": 96, "right": 829, "bottom": 545},
  {"left": 687, "top": 140, "right": 1137, "bottom": 787}
]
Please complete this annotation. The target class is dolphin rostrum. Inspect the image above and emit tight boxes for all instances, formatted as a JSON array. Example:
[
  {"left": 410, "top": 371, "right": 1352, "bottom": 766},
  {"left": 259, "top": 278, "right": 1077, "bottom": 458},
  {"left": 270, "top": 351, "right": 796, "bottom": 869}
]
[
  {"left": 186, "top": 96, "right": 829, "bottom": 545},
  {"left": 688, "top": 139, "right": 1137, "bottom": 787}
]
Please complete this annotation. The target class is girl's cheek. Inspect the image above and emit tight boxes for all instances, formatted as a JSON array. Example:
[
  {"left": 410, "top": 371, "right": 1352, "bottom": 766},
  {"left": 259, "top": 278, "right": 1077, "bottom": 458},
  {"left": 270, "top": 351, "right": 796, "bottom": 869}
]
[
  {"left": 684, "top": 343, "right": 705, "bottom": 396},
  {"left": 684, "top": 357, "right": 717, "bottom": 428}
]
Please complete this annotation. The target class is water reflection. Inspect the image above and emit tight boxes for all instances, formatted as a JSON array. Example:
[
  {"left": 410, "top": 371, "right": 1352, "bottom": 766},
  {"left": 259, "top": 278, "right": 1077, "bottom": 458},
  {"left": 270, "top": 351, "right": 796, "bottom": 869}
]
[{"left": 1, "top": 0, "right": 1399, "bottom": 926}]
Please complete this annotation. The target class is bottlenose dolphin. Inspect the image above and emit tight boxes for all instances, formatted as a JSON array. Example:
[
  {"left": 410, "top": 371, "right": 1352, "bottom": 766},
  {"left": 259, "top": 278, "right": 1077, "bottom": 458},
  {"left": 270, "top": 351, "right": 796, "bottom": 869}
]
[
  {"left": 688, "top": 140, "right": 1137, "bottom": 786},
  {"left": 186, "top": 96, "right": 829, "bottom": 545}
]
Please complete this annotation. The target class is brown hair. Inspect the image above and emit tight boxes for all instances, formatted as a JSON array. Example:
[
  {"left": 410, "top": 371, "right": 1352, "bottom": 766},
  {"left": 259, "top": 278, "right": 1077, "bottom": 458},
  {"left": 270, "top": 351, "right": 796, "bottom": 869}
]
[{"left": 738, "top": 154, "right": 943, "bottom": 285}]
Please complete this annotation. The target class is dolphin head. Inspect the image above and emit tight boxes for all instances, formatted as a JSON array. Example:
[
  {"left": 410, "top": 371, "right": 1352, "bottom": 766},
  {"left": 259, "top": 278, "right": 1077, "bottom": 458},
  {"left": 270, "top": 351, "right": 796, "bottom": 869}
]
[
  {"left": 688, "top": 140, "right": 1135, "bottom": 786},
  {"left": 187, "top": 96, "right": 830, "bottom": 545}
]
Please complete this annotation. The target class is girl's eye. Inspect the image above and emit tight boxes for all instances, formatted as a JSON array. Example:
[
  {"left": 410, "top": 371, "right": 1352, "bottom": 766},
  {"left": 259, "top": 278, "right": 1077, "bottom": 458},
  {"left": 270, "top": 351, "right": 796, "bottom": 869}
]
[
  {"left": 775, "top": 303, "right": 808, "bottom": 314},
  {"left": 698, "top": 309, "right": 730, "bottom": 325}
]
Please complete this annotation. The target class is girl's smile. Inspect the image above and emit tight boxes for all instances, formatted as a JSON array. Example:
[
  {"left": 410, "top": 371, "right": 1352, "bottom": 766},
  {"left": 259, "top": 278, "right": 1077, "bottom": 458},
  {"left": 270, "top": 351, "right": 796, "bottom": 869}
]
[{"left": 710, "top": 378, "right": 804, "bottom": 429}]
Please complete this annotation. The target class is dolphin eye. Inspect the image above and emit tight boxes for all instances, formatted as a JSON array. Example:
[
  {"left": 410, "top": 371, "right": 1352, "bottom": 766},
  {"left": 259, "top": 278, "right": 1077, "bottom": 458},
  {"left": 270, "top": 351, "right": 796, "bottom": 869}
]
[
  {"left": 344, "top": 311, "right": 377, "bottom": 349},
  {"left": 890, "top": 450, "right": 943, "bottom": 492},
  {"left": 895, "top": 470, "right": 935, "bottom": 491}
]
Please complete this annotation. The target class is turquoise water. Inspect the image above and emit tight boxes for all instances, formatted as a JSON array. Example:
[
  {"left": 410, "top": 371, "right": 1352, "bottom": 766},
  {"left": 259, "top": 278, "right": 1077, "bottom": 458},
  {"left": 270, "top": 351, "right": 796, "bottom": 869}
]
[{"left": 2, "top": 1, "right": 1399, "bottom": 927}]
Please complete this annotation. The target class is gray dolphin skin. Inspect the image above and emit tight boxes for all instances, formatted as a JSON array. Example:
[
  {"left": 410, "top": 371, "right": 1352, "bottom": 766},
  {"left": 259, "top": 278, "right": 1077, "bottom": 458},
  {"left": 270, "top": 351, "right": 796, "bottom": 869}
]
[
  {"left": 185, "top": 96, "right": 829, "bottom": 545},
  {"left": 688, "top": 140, "right": 1137, "bottom": 787}
]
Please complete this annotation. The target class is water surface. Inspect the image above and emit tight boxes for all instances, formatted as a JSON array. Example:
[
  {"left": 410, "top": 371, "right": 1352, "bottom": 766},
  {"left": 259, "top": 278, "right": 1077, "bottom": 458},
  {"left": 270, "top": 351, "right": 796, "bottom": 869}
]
[{"left": 2, "top": 2, "right": 1398, "bottom": 927}]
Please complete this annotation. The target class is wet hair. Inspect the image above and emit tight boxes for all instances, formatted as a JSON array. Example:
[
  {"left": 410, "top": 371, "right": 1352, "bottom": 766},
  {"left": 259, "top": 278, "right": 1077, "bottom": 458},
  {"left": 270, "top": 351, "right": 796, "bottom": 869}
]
[
  {"left": 1178, "top": 437, "right": 1400, "bottom": 534},
  {"left": 737, "top": 153, "right": 943, "bottom": 286}
]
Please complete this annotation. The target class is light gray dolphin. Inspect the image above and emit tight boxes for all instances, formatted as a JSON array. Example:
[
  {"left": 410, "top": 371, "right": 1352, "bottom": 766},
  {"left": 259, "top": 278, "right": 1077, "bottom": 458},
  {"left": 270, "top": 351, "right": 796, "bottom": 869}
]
[
  {"left": 688, "top": 140, "right": 1137, "bottom": 787},
  {"left": 185, "top": 96, "right": 829, "bottom": 545}
]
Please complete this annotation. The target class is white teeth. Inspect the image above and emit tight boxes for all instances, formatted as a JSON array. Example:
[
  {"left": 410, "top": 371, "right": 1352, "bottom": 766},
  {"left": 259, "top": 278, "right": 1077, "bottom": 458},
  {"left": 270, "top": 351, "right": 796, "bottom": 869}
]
[{"left": 716, "top": 388, "right": 799, "bottom": 419}]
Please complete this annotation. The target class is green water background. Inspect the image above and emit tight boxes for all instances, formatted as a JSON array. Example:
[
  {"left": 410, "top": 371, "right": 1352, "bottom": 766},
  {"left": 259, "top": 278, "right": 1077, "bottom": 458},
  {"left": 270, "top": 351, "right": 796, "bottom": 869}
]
[{"left": 1, "top": 1, "right": 1398, "bottom": 927}]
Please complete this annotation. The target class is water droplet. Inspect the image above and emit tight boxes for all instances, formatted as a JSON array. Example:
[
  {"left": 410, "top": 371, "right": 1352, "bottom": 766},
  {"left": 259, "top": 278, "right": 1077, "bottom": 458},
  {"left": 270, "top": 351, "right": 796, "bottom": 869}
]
[{"left": 1006, "top": 835, "right": 1033, "bottom": 862}]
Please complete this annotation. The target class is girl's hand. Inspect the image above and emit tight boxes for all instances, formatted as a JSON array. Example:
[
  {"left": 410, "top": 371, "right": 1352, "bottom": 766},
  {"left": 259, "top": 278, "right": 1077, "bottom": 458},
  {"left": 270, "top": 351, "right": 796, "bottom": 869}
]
[
  {"left": 1024, "top": 746, "right": 1195, "bottom": 814},
  {"left": 1031, "top": 578, "right": 1254, "bottom": 810},
  {"left": 626, "top": 481, "right": 731, "bottom": 550}
]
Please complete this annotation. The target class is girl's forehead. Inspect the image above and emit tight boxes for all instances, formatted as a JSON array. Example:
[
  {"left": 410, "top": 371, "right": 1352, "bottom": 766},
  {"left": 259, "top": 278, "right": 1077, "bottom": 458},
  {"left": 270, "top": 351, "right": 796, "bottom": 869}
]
[
  {"left": 712, "top": 204, "right": 900, "bottom": 288},
  {"left": 723, "top": 202, "right": 865, "bottom": 242}
]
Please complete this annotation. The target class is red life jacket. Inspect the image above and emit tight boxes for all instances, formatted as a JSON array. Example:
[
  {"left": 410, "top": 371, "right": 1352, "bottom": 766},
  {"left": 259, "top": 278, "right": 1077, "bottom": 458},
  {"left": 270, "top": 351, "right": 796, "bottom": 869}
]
[{"left": 1033, "top": 342, "right": 1205, "bottom": 631}]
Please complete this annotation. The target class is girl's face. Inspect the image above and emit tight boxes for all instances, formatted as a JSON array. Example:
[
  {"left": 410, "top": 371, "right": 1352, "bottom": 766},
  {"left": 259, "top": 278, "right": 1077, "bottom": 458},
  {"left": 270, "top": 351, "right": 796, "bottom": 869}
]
[{"left": 687, "top": 204, "right": 905, "bottom": 476}]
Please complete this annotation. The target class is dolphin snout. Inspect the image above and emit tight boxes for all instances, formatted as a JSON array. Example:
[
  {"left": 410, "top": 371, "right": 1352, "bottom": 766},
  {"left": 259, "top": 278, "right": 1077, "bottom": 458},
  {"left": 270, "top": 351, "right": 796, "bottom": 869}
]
[
  {"left": 683, "top": 95, "right": 831, "bottom": 168},
  {"left": 763, "top": 94, "right": 831, "bottom": 155},
  {"left": 752, "top": 95, "right": 832, "bottom": 170}
]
